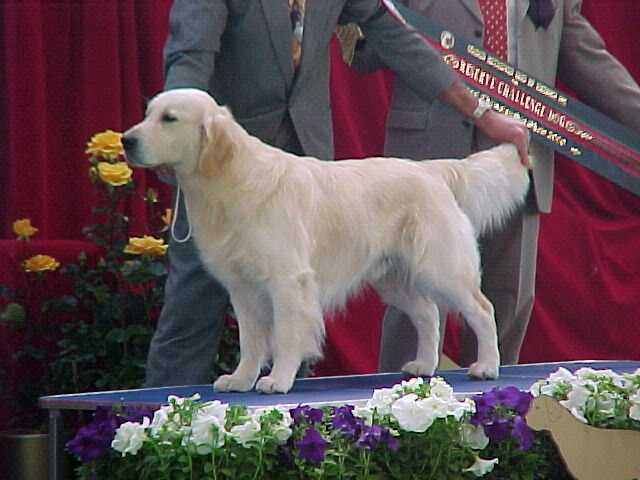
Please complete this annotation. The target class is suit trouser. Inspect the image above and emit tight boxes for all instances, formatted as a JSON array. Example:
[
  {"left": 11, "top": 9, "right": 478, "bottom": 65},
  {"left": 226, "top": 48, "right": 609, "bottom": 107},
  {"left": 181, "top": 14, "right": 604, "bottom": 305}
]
[
  {"left": 378, "top": 200, "right": 540, "bottom": 371},
  {"left": 144, "top": 114, "right": 304, "bottom": 387}
]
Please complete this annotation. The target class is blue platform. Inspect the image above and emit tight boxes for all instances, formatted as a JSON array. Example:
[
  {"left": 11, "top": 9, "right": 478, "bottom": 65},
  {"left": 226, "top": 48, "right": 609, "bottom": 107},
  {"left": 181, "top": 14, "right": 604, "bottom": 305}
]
[{"left": 40, "top": 359, "right": 640, "bottom": 411}]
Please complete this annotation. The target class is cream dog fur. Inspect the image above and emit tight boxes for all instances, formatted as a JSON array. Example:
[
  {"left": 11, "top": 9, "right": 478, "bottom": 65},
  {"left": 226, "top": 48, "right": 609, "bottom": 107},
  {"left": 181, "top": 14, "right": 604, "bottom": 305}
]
[{"left": 123, "top": 88, "right": 530, "bottom": 394}]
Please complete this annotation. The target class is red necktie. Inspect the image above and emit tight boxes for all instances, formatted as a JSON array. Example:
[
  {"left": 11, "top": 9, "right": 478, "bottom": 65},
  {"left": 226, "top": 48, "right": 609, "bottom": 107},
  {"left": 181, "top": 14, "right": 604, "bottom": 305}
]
[{"left": 478, "top": 0, "right": 508, "bottom": 60}]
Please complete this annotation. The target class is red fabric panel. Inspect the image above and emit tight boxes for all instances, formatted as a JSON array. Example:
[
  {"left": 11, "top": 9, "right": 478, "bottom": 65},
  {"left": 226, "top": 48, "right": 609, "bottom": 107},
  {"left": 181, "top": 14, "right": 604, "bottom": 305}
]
[
  {"left": 0, "top": 0, "right": 172, "bottom": 241},
  {"left": 519, "top": 0, "right": 640, "bottom": 364},
  {"left": 1, "top": 1, "right": 639, "bottom": 392}
]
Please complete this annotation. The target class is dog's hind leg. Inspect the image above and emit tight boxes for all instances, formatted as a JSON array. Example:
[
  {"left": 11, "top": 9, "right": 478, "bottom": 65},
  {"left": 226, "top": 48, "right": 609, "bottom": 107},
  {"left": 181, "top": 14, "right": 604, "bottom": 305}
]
[
  {"left": 255, "top": 271, "right": 325, "bottom": 394},
  {"left": 434, "top": 284, "right": 499, "bottom": 379},
  {"left": 374, "top": 278, "right": 440, "bottom": 377},
  {"left": 464, "top": 289, "right": 499, "bottom": 379},
  {"left": 214, "top": 288, "right": 271, "bottom": 392}
]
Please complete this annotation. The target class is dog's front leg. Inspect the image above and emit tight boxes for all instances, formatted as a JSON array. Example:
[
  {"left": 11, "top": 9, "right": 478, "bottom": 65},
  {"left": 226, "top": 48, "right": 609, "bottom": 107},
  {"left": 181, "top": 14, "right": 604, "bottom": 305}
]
[
  {"left": 255, "top": 272, "right": 325, "bottom": 394},
  {"left": 214, "top": 288, "right": 270, "bottom": 392}
]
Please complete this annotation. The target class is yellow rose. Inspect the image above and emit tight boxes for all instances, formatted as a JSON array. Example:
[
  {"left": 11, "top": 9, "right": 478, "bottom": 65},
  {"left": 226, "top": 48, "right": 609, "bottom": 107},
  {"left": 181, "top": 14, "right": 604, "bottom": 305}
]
[
  {"left": 96, "top": 161, "right": 133, "bottom": 186},
  {"left": 12, "top": 218, "right": 38, "bottom": 239},
  {"left": 85, "top": 129, "right": 124, "bottom": 160},
  {"left": 161, "top": 208, "right": 172, "bottom": 227},
  {"left": 124, "top": 236, "right": 168, "bottom": 257},
  {"left": 23, "top": 254, "right": 61, "bottom": 273}
]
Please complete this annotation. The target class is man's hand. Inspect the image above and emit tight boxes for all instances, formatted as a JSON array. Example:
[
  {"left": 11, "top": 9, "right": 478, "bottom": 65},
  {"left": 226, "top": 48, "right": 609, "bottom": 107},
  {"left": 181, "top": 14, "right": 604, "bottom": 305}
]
[
  {"left": 476, "top": 110, "right": 531, "bottom": 167},
  {"left": 439, "top": 80, "right": 530, "bottom": 167}
]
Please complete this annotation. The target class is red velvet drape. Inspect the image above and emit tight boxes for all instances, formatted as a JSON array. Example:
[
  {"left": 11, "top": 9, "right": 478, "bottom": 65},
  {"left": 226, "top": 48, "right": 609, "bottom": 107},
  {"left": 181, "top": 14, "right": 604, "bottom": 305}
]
[{"left": 1, "top": 0, "right": 639, "bottom": 391}]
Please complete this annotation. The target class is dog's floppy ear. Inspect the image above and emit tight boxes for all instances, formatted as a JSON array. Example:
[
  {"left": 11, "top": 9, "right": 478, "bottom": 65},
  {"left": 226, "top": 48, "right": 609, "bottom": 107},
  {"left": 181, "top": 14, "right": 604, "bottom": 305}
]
[{"left": 198, "top": 109, "right": 237, "bottom": 177}]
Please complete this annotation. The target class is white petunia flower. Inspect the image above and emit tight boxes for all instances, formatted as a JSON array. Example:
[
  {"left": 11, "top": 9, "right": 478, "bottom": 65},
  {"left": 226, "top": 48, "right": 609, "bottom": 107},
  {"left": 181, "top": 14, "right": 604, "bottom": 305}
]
[
  {"left": 429, "top": 377, "right": 454, "bottom": 401},
  {"left": 367, "top": 387, "right": 398, "bottom": 415},
  {"left": 463, "top": 456, "right": 499, "bottom": 477},
  {"left": 255, "top": 407, "right": 293, "bottom": 445},
  {"left": 560, "top": 382, "right": 591, "bottom": 413},
  {"left": 168, "top": 393, "right": 199, "bottom": 406},
  {"left": 229, "top": 418, "right": 261, "bottom": 446},
  {"left": 197, "top": 400, "right": 228, "bottom": 425},
  {"left": 150, "top": 406, "right": 170, "bottom": 434},
  {"left": 272, "top": 423, "right": 293, "bottom": 445},
  {"left": 594, "top": 391, "right": 618, "bottom": 419},
  {"left": 422, "top": 395, "right": 451, "bottom": 419},
  {"left": 353, "top": 405, "right": 374, "bottom": 425},
  {"left": 391, "top": 394, "right": 436, "bottom": 432},
  {"left": 189, "top": 413, "right": 226, "bottom": 454},
  {"left": 529, "top": 380, "right": 544, "bottom": 397},
  {"left": 629, "top": 392, "right": 640, "bottom": 421},
  {"left": 400, "top": 377, "right": 424, "bottom": 392},
  {"left": 574, "top": 367, "right": 601, "bottom": 380},
  {"left": 447, "top": 397, "right": 475, "bottom": 420},
  {"left": 112, "top": 417, "right": 150, "bottom": 456},
  {"left": 461, "top": 424, "right": 490, "bottom": 450}
]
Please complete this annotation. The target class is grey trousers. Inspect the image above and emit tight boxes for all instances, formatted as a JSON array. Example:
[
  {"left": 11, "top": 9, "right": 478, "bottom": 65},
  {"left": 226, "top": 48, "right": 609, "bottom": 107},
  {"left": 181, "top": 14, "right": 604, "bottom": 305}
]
[
  {"left": 144, "top": 193, "right": 230, "bottom": 387},
  {"left": 379, "top": 202, "right": 540, "bottom": 371},
  {"left": 144, "top": 114, "right": 304, "bottom": 387}
]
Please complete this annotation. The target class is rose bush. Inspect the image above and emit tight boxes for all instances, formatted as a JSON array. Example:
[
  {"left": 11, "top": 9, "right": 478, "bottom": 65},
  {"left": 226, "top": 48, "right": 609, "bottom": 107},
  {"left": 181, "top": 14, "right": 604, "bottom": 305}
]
[{"left": 1, "top": 129, "right": 241, "bottom": 434}]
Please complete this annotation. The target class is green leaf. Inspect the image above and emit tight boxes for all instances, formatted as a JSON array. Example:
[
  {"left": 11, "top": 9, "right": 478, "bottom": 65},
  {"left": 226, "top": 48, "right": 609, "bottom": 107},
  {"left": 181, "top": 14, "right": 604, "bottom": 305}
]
[
  {"left": 42, "top": 295, "right": 78, "bottom": 313},
  {"left": 105, "top": 328, "right": 127, "bottom": 343},
  {"left": 1, "top": 302, "right": 26, "bottom": 327}
]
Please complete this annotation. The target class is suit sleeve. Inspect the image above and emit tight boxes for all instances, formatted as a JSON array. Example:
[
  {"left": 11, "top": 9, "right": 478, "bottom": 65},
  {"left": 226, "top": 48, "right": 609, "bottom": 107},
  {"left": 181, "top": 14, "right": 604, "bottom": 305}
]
[
  {"left": 163, "top": 0, "right": 228, "bottom": 91},
  {"left": 558, "top": 0, "right": 640, "bottom": 133},
  {"left": 341, "top": 0, "right": 457, "bottom": 102}
]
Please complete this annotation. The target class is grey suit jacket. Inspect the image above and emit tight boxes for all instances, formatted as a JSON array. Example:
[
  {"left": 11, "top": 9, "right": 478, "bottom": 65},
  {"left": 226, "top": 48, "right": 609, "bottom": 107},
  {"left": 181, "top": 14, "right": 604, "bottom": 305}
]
[
  {"left": 163, "top": 0, "right": 459, "bottom": 161},
  {"left": 354, "top": 0, "right": 640, "bottom": 212}
]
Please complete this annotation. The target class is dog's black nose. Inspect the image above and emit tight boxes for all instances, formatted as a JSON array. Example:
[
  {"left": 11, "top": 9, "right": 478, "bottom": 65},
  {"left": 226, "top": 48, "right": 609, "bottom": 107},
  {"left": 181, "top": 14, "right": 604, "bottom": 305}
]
[{"left": 121, "top": 135, "right": 138, "bottom": 151}]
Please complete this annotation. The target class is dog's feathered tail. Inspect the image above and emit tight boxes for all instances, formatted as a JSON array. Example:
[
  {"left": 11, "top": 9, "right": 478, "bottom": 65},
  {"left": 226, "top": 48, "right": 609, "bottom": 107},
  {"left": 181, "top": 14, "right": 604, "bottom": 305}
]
[{"left": 429, "top": 144, "right": 531, "bottom": 236}]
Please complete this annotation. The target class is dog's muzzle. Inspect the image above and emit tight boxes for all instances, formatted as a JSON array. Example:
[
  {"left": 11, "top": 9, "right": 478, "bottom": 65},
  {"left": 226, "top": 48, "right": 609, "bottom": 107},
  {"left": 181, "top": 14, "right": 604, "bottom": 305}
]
[{"left": 121, "top": 134, "right": 144, "bottom": 166}]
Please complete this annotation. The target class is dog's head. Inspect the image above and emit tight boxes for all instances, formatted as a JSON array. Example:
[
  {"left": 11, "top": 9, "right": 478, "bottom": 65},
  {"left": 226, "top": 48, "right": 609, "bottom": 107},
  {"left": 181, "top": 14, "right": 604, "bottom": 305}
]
[{"left": 123, "top": 88, "right": 238, "bottom": 178}]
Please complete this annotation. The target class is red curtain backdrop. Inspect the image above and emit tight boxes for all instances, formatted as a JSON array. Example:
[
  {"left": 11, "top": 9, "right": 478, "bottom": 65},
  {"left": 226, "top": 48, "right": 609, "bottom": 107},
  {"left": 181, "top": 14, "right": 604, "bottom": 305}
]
[{"left": 1, "top": 0, "right": 639, "bottom": 394}]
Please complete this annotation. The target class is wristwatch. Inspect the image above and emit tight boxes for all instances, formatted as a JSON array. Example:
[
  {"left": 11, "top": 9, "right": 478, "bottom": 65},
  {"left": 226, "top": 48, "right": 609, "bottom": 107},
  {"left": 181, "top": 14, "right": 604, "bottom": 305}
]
[{"left": 472, "top": 96, "right": 492, "bottom": 120}]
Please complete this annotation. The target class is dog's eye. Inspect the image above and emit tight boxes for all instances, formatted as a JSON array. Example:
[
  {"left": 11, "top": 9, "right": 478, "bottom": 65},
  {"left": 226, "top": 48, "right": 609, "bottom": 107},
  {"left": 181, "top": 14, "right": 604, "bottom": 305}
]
[{"left": 162, "top": 113, "right": 177, "bottom": 123}]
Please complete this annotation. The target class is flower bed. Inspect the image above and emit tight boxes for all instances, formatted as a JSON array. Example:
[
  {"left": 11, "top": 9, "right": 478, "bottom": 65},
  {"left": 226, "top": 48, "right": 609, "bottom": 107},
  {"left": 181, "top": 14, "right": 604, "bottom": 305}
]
[{"left": 67, "top": 376, "right": 575, "bottom": 479}]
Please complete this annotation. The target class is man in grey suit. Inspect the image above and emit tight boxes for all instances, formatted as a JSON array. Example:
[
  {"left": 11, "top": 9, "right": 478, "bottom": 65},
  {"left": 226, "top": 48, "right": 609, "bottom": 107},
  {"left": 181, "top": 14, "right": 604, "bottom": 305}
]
[
  {"left": 352, "top": 0, "right": 640, "bottom": 371},
  {"left": 144, "top": 0, "right": 530, "bottom": 387}
]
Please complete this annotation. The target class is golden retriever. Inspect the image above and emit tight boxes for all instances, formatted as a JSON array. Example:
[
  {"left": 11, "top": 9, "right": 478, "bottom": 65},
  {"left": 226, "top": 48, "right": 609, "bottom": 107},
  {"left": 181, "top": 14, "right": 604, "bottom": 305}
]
[{"left": 123, "top": 88, "right": 530, "bottom": 394}]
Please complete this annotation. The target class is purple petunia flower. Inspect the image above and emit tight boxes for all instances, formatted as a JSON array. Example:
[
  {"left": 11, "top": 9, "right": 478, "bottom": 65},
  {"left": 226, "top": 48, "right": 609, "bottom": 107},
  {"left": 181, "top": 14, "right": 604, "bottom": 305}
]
[
  {"left": 495, "top": 386, "right": 533, "bottom": 416},
  {"left": 355, "top": 424, "right": 399, "bottom": 452},
  {"left": 67, "top": 423, "right": 109, "bottom": 463},
  {"left": 67, "top": 405, "right": 155, "bottom": 464},
  {"left": 295, "top": 427, "right": 328, "bottom": 463},
  {"left": 290, "top": 405, "right": 324, "bottom": 425},
  {"left": 512, "top": 415, "right": 535, "bottom": 450},
  {"left": 471, "top": 387, "right": 535, "bottom": 451},
  {"left": 482, "top": 418, "right": 512, "bottom": 443},
  {"left": 330, "top": 405, "right": 364, "bottom": 439}
]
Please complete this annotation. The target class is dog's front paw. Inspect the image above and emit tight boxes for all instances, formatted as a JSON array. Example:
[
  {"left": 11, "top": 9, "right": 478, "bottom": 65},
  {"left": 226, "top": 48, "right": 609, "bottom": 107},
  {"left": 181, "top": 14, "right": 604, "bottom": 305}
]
[
  {"left": 255, "top": 375, "right": 294, "bottom": 394},
  {"left": 468, "top": 361, "right": 499, "bottom": 380},
  {"left": 213, "top": 374, "right": 255, "bottom": 392},
  {"left": 401, "top": 360, "right": 436, "bottom": 377}
]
